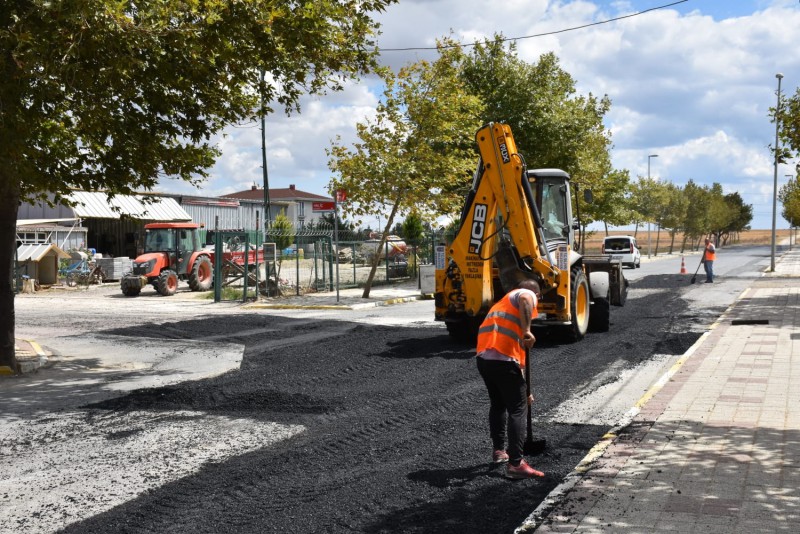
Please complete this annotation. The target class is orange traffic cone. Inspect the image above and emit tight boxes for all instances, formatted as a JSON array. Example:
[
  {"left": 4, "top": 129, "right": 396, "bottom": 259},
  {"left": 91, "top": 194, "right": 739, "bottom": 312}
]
[{"left": 680, "top": 256, "right": 687, "bottom": 274}]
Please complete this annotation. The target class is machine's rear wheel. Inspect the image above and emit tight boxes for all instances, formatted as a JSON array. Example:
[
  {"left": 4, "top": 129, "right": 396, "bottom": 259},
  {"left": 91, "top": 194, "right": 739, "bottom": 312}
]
[
  {"left": 188, "top": 256, "right": 213, "bottom": 291},
  {"left": 157, "top": 270, "right": 178, "bottom": 296},
  {"left": 566, "top": 269, "right": 590, "bottom": 341}
]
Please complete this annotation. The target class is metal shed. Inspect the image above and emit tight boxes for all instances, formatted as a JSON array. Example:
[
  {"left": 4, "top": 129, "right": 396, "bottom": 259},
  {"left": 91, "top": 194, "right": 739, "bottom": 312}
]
[{"left": 16, "top": 243, "right": 72, "bottom": 286}]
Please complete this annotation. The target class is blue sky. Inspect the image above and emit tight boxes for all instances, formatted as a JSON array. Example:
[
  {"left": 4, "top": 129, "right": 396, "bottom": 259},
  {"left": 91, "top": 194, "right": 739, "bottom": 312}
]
[{"left": 158, "top": 0, "right": 800, "bottom": 230}]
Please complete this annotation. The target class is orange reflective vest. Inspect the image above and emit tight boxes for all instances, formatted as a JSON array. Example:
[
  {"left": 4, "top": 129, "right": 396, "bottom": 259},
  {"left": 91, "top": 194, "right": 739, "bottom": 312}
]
[
  {"left": 476, "top": 289, "right": 537, "bottom": 368},
  {"left": 704, "top": 245, "right": 716, "bottom": 262}
]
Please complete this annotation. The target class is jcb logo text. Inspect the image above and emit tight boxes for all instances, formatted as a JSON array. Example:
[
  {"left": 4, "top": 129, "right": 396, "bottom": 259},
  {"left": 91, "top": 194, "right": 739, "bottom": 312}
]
[{"left": 469, "top": 204, "right": 488, "bottom": 254}]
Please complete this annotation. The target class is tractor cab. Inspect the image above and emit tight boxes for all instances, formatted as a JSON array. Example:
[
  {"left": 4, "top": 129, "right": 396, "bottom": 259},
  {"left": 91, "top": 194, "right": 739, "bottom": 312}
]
[{"left": 143, "top": 225, "right": 200, "bottom": 272}]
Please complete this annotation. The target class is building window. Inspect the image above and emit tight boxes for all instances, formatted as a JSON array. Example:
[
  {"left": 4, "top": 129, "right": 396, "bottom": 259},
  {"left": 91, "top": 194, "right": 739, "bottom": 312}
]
[{"left": 18, "top": 232, "right": 48, "bottom": 244}]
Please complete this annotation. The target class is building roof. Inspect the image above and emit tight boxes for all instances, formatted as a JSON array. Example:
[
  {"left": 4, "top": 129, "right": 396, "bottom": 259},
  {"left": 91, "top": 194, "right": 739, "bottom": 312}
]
[
  {"left": 67, "top": 191, "right": 191, "bottom": 221},
  {"left": 16, "top": 218, "right": 80, "bottom": 227},
  {"left": 16, "top": 243, "right": 72, "bottom": 262},
  {"left": 223, "top": 185, "right": 332, "bottom": 202}
]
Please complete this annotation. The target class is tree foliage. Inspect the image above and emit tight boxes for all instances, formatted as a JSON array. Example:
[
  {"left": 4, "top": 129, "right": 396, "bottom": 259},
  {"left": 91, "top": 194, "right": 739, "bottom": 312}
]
[
  {"left": 779, "top": 176, "right": 800, "bottom": 228},
  {"left": 0, "top": 0, "right": 395, "bottom": 371},
  {"left": 779, "top": 85, "right": 800, "bottom": 175},
  {"left": 328, "top": 40, "right": 484, "bottom": 297}
]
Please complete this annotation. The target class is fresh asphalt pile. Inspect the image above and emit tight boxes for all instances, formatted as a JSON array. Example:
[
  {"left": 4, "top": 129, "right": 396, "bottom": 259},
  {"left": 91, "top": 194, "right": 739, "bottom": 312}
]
[{"left": 40, "top": 274, "right": 704, "bottom": 534}]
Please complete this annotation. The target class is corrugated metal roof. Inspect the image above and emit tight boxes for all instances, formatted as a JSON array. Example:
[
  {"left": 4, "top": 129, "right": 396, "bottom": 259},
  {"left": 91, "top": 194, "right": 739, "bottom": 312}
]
[
  {"left": 67, "top": 192, "right": 191, "bottom": 221},
  {"left": 16, "top": 243, "right": 72, "bottom": 262},
  {"left": 16, "top": 218, "right": 80, "bottom": 227}
]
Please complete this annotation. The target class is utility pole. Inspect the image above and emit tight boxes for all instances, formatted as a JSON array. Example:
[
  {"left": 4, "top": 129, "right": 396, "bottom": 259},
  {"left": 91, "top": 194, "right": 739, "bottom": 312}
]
[
  {"left": 771, "top": 73, "right": 783, "bottom": 272},
  {"left": 260, "top": 70, "right": 272, "bottom": 227}
]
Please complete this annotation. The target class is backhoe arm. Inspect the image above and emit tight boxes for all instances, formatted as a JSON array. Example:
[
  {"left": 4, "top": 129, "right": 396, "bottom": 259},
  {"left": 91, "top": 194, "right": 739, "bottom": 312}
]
[{"left": 439, "top": 123, "right": 560, "bottom": 318}]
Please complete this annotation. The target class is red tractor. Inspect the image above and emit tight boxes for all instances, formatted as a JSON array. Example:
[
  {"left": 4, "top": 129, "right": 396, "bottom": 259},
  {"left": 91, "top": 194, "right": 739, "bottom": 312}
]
[{"left": 121, "top": 222, "right": 213, "bottom": 297}]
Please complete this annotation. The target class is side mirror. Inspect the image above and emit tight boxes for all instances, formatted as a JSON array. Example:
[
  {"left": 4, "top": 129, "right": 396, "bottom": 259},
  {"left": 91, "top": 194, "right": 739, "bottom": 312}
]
[{"left": 583, "top": 189, "right": 594, "bottom": 204}]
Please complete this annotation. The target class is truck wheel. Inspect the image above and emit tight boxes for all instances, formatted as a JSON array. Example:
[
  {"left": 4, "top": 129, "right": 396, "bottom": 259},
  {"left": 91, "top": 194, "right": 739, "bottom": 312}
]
[
  {"left": 566, "top": 269, "right": 590, "bottom": 341},
  {"left": 157, "top": 270, "right": 178, "bottom": 296},
  {"left": 188, "top": 256, "right": 213, "bottom": 291},
  {"left": 588, "top": 297, "right": 610, "bottom": 332}
]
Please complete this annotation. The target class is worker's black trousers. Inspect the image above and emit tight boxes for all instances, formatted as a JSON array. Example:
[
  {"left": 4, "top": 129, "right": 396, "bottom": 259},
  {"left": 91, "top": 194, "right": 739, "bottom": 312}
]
[{"left": 476, "top": 357, "right": 527, "bottom": 465}]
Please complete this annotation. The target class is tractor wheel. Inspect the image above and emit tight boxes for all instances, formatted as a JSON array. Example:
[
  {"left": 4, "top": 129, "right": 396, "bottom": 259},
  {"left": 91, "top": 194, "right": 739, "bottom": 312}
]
[
  {"left": 157, "top": 270, "right": 179, "bottom": 296},
  {"left": 121, "top": 284, "right": 141, "bottom": 297},
  {"left": 565, "top": 269, "right": 590, "bottom": 341},
  {"left": 188, "top": 256, "right": 213, "bottom": 291}
]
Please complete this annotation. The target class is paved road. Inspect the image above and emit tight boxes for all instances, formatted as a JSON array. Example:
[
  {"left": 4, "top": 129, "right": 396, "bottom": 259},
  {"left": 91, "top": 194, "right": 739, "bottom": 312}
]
[{"left": 1, "top": 244, "right": 780, "bottom": 533}]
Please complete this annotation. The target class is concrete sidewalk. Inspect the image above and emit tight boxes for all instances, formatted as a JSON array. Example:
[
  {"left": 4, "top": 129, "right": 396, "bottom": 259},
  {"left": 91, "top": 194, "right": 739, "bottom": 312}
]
[{"left": 519, "top": 250, "right": 800, "bottom": 532}]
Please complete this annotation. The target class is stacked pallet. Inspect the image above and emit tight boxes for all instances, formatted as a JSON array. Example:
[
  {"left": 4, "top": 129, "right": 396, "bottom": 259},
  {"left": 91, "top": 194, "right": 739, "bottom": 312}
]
[{"left": 96, "top": 257, "right": 132, "bottom": 281}]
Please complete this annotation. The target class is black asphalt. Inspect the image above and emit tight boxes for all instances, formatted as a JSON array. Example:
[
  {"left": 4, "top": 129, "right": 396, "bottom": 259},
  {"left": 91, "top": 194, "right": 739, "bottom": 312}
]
[{"left": 60, "top": 274, "right": 704, "bottom": 534}]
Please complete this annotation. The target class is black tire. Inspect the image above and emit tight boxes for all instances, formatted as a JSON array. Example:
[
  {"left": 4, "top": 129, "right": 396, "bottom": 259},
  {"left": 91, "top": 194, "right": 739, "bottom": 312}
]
[
  {"left": 157, "top": 270, "right": 178, "bottom": 296},
  {"left": 565, "top": 269, "right": 590, "bottom": 341},
  {"left": 445, "top": 316, "right": 483, "bottom": 345},
  {"left": 588, "top": 297, "right": 610, "bottom": 333},
  {"left": 188, "top": 256, "right": 213, "bottom": 291},
  {"left": 121, "top": 285, "right": 141, "bottom": 297}
]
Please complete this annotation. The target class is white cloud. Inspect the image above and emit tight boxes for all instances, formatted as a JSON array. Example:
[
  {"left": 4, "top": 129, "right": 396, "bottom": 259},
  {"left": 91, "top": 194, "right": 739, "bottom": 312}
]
[{"left": 158, "top": 0, "right": 800, "bottom": 228}]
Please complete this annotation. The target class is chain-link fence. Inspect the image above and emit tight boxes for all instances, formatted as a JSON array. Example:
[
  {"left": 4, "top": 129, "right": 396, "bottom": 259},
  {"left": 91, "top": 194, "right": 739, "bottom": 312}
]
[
  {"left": 208, "top": 223, "right": 460, "bottom": 300},
  {"left": 261, "top": 224, "right": 419, "bottom": 298}
]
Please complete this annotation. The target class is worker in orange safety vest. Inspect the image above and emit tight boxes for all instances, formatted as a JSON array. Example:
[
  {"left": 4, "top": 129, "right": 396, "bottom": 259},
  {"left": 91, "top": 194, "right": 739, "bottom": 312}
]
[
  {"left": 475, "top": 278, "right": 542, "bottom": 480},
  {"left": 703, "top": 237, "right": 716, "bottom": 283}
]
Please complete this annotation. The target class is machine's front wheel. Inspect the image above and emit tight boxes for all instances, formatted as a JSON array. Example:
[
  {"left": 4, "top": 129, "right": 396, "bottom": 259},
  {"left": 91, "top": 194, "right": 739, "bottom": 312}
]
[
  {"left": 566, "top": 269, "right": 590, "bottom": 341},
  {"left": 157, "top": 270, "right": 179, "bottom": 296}
]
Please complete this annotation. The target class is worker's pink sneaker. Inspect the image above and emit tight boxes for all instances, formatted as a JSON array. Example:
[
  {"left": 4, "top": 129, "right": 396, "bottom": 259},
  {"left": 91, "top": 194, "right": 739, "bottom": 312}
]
[
  {"left": 506, "top": 460, "right": 545, "bottom": 479},
  {"left": 492, "top": 450, "right": 509, "bottom": 464}
]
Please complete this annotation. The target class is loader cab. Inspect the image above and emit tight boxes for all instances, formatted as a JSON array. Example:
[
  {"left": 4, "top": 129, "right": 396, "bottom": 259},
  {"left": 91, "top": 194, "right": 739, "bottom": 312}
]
[{"left": 526, "top": 169, "right": 575, "bottom": 251}]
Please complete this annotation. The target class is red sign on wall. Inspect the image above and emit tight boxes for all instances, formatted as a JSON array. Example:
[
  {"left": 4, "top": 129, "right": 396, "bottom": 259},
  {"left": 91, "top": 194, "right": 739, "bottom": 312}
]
[{"left": 312, "top": 201, "right": 336, "bottom": 212}]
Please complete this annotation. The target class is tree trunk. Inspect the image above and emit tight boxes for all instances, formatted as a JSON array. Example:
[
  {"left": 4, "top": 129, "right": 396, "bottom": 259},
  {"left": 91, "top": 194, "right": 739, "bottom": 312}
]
[
  {"left": 0, "top": 178, "right": 20, "bottom": 373},
  {"left": 361, "top": 200, "right": 402, "bottom": 299},
  {"left": 655, "top": 225, "right": 661, "bottom": 256}
]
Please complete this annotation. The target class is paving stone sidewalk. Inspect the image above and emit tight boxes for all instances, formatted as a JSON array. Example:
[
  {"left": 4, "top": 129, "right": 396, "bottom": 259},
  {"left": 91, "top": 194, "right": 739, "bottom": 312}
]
[{"left": 519, "top": 250, "right": 800, "bottom": 533}]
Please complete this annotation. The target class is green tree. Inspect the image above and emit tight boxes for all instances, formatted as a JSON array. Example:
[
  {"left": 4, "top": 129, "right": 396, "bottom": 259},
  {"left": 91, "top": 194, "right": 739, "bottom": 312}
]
[
  {"left": 719, "top": 192, "right": 752, "bottom": 244},
  {"left": 629, "top": 176, "right": 660, "bottom": 248},
  {"left": 778, "top": 86, "right": 800, "bottom": 175},
  {"left": 0, "top": 0, "right": 394, "bottom": 372},
  {"left": 682, "top": 180, "right": 710, "bottom": 251},
  {"left": 328, "top": 40, "right": 484, "bottom": 297},
  {"left": 658, "top": 183, "right": 688, "bottom": 254},
  {"left": 779, "top": 177, "right": 800, "bottom": 229},
  {"left": 459, "top": 38, "right": 625, "bottom": 232}
]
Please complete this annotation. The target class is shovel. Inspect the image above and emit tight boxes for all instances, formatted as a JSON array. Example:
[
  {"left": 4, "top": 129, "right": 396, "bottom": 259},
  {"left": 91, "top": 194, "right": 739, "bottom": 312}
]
[
  {"left": 689, "top": 257, "right": 704, "bottom": 284},
  {"left": 523, "top": 346, "right": 546, "bottom": 455}
]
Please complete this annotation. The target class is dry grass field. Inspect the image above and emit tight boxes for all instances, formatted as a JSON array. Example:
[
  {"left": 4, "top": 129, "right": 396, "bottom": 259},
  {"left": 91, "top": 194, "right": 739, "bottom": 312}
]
[{"left": 583, "top": 228, "right": 793, "bottom": 254}]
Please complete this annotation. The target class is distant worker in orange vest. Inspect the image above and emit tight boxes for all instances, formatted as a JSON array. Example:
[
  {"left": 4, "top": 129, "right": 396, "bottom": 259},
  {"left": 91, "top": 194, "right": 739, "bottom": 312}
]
[
  {"left": 476, "top": 279, "right": 543, "bottom": 479},
  {"left": 703, "top": 237, "right": 716, "bottom": 283}
]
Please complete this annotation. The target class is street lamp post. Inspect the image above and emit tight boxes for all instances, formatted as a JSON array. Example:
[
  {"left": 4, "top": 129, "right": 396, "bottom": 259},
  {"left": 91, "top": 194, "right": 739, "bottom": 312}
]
[
  {"left": 787, "top": 174, "right": 795, "bottom": 249},
  {"left": 647, "top": 154, "right": 658, "bottom": 258},
  {"left": 771, "top": 73, "right": 784, "bottom": 272}
]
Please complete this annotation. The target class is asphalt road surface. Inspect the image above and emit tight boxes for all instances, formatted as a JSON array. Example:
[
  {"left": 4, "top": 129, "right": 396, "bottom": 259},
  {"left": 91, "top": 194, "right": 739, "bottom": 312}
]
[{"left": 2, "top": 244, "right": 778, "bottom": 534}]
